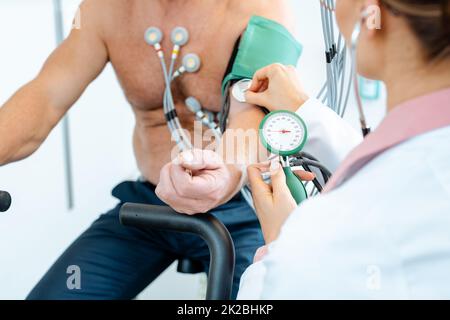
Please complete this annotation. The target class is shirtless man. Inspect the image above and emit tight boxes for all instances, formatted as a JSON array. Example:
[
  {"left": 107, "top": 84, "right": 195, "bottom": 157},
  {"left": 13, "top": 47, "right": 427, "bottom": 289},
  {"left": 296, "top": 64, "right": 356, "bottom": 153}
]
[{"left": 0, "top": 0, "right": 295, "bottom": 299}]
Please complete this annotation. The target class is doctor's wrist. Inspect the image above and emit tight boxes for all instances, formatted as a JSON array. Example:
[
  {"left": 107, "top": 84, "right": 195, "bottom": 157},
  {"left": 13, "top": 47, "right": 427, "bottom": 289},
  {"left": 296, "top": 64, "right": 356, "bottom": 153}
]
[
  {"left": 285, "top": 91, "right": 309, "bottom": 112},
  {"left": 294, "top": 92, "right": 309, "bottom": 110}
]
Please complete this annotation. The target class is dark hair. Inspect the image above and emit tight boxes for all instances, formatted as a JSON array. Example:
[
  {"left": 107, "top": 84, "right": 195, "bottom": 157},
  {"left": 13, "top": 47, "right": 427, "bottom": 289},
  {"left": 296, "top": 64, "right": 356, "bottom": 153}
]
[{"left": 382, "top": 0, "right": 450, "bottom": 61}]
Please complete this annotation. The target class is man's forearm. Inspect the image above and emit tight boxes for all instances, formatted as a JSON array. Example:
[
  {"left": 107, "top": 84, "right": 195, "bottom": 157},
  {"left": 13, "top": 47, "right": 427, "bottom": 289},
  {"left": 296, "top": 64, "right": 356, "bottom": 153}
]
[
  {"left": 1, "top": 4, "right": 109, "bottom": 166},
  {"left": 217, "top": 99, "right": 267, "bottom": 201},
  {"left": 0, "top": 80, "right": 59, "bottom": 165}
]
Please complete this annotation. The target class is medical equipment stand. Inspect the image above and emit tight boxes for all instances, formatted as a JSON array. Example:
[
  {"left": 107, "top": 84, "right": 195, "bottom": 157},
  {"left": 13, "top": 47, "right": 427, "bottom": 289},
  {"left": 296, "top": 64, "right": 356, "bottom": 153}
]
[{"left": 53, "top": 0, "right": 74, "bottom": 210}]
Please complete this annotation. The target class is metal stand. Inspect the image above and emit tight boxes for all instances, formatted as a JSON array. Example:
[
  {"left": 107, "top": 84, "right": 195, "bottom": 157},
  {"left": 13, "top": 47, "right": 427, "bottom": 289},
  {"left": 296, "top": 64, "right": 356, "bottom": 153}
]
[{"left": 53, "top": 0, "right": 74, "bottom": 209}]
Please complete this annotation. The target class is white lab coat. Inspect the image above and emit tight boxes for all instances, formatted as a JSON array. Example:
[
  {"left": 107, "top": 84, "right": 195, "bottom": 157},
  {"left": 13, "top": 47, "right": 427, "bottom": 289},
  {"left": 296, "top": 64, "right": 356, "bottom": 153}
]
[{"left": 238, "top": 98, "right": 450, "bottom": 299}]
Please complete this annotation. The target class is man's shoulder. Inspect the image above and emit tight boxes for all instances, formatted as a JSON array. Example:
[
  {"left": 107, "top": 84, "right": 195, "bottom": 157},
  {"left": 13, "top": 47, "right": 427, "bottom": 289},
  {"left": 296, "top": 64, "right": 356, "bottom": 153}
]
[
  {"left": 77, "top": 0, "right": 123, "bottom": 26},
  {"left": 229, "top": 0, "right": 297, "bottom": 34}
]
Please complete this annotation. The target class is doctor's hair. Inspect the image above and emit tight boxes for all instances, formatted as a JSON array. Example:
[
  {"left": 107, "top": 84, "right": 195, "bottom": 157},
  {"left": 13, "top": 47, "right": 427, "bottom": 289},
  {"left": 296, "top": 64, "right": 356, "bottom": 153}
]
[{"left": 382, "top": 0, "right": 450, "bottom": 61}]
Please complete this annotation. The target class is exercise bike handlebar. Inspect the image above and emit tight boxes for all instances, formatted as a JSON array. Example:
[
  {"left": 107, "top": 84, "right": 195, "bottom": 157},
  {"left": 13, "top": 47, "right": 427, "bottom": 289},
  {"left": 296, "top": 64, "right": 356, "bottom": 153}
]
[
  {"left": 119, "top": 203, "right": 235, "bottom": 300},
  {"left": 0, "top": 190, "right": 11, "bottom": 212}
]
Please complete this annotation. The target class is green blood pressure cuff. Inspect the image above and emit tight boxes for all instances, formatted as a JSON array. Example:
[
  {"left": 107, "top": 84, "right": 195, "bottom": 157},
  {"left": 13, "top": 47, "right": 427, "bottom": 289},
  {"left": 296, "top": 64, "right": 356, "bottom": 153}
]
[{"left": 221, "top": 15, "right": 303, "bottom": 97}]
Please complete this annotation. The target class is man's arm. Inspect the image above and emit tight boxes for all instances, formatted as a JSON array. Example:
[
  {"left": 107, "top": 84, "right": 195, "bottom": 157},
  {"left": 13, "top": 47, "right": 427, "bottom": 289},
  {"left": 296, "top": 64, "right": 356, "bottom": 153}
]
[
  {"left": 217, "top": 96, "right": 267, "bottom": 200},
  {"left": 215, "top": 2, "right": 298, "bottom": 197},
  {"left": 0, "top": 1, "right": 108, "bottom": 165},
  {"left": 155, "top": 4, "right": 295, "bottom": 214}
]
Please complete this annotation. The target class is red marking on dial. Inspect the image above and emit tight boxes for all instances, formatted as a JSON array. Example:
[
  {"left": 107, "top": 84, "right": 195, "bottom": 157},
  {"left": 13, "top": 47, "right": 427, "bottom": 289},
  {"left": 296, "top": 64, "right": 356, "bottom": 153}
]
[{"left": 268, "top": 129, "right": 292, "bottom": 134}]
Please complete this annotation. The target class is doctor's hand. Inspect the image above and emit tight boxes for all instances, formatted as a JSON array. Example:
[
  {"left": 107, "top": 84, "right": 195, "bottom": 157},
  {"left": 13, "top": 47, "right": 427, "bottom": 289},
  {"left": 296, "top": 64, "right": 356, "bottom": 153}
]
[
  {"left": 247, "top": 160, "right": 315, "bottom": 244},
  {"left": 245, "top": 63, "right": 309, "bottom": 112},
  {"left": 156, "top": 149, "right": 237, "bottom": 215}
]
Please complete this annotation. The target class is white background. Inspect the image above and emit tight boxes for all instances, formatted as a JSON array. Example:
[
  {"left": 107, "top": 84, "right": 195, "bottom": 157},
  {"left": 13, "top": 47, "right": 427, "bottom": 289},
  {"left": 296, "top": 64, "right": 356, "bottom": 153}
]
[{"left": 0, "top": 0, "right": 386, "bottom": 300}]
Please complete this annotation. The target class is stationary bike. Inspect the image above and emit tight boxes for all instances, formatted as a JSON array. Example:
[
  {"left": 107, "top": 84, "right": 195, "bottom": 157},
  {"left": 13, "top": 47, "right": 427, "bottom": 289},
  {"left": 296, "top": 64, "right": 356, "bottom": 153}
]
[
  {"left": 119, "top": 204, "right": 235, "bottom": 300},
  {"left": 0, "top": 188, "right": 235, "bottom": 299}
]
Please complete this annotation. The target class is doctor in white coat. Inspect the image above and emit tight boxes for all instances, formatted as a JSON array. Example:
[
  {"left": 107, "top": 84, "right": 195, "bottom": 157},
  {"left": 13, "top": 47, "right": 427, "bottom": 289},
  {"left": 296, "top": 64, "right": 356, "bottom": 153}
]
[{"left": 238, "top": 0, "right": 450, "bottom": 299}]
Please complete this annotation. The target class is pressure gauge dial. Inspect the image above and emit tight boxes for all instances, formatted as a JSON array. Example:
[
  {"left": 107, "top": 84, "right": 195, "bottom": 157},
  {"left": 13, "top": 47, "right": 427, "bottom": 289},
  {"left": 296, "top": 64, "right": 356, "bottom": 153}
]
[{"left": 259, "top": 110, "right": 307, "bottom": 156}]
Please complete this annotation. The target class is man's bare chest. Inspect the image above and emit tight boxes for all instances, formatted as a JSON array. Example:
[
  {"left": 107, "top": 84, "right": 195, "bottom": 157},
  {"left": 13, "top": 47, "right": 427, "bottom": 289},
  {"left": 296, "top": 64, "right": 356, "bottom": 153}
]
[{"left": 103, "top": 5, "right": 249, "bottom": 113}]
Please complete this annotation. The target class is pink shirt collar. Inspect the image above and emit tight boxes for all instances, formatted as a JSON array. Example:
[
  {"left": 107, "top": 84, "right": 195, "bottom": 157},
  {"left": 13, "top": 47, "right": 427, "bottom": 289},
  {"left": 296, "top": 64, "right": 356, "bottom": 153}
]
[{"left": 324, "top": 87, "right": 450, "bottom": 192}]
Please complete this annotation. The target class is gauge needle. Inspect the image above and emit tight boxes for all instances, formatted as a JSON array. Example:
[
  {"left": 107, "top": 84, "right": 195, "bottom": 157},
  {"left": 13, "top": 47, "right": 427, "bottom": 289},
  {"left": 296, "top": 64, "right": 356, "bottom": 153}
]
[{"left": 269, "top": 130, "right": 292, "bottom": 134}]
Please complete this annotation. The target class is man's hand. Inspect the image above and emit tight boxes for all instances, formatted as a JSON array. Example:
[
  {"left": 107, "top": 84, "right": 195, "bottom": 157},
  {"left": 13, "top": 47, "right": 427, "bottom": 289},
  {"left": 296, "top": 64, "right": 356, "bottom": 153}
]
[{"left": 156, "top": 149, "right": 239, "bottom": 215}]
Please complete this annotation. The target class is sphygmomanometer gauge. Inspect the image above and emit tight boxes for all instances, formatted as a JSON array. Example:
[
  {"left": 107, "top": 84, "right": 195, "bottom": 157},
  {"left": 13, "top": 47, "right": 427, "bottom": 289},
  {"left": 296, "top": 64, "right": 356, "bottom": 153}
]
[{"left": 260, "top": 110, "right": 307, "bottom": 157}]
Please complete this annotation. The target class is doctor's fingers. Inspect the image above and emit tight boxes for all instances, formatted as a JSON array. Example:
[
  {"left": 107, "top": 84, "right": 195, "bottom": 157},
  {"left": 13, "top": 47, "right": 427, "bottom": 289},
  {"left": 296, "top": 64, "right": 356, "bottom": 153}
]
[
  {"left": 249, "top": 63, "right": 287, "bottom": 90},
  {"left": 293, "top": 170, "right": 316, "bottom": 181},
  {"left": 247, "top": 164, "right": 272, "bottom": 196},
  {"left": 256, "top": 79, "right": 269, "bottom": 93},
  {"left": 269, "top": 161, "right": 293, "bottom": 200},
  {"left": 249, "top": 163, "right": 315, "bottom": 182},
  {"left": 248, "top": 65, "right": 272, "bottom": 92},
  {"left": 244, "top": 90, "right": 271, "bottom": 108}
]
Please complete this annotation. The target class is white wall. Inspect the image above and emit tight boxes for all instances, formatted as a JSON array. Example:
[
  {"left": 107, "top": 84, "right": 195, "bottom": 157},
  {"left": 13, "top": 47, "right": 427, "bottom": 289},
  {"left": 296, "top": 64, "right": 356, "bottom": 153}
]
[{"left": 0, "top": 0, "right": 386, "bottom": 300}]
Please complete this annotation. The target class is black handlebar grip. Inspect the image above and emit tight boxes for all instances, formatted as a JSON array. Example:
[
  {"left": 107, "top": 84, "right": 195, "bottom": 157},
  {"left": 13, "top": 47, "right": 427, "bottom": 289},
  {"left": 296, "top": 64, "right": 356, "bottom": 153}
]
[
  {"left": 119, "top": 203, "right": 235, "bottom": 300},
  {"left": 0, "top": 191, "right": 12, "bottom": 212}
]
